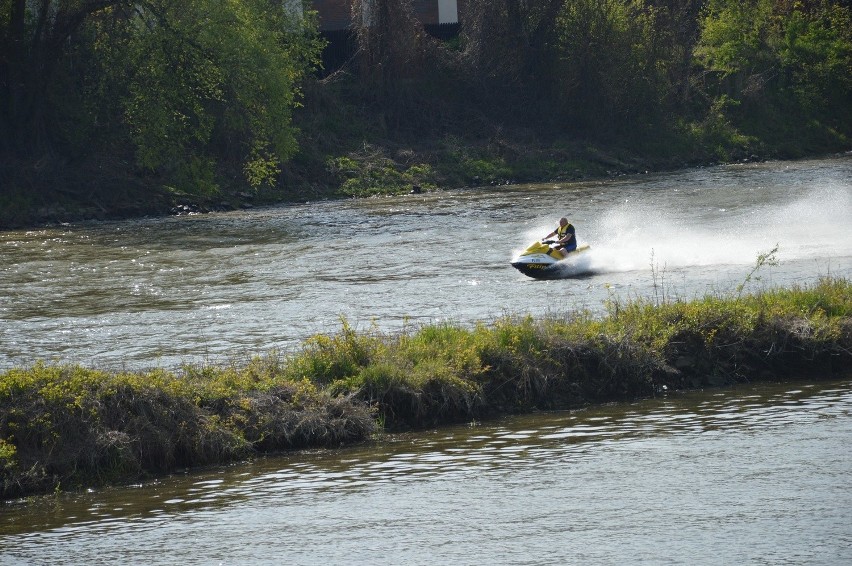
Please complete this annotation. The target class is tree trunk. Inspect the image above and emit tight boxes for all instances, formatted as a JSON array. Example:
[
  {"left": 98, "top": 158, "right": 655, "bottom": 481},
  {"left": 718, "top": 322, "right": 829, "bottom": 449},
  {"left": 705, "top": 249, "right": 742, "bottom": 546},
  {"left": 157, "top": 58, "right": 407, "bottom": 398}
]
[
  {"left": 2, "top": 0, "right": 28, "bottom": 154},
  {"left": 1, "top": 1, "right": 127, "bottom": 158}
]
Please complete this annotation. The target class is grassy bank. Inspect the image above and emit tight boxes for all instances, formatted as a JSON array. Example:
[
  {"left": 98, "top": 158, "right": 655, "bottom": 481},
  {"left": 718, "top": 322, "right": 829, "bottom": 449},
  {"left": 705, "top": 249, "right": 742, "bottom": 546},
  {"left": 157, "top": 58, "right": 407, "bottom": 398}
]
[
  {"left": 0, "top": 127, "right": 735, "bottom": 230},
  {"left": 3, "top": 75, "right": 849, "bottom": 231},
  {"left": 2, "top": 277, "right": 850, "bottom": 501}
]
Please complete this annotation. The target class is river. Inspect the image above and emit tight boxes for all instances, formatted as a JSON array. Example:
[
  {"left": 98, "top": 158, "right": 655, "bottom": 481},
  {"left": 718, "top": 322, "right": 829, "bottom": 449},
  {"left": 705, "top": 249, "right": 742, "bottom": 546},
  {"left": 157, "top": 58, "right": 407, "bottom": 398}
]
[
  {"left": 1, "top": 157, "right": 852, "bottom": 564},
  {"left": 1, "top": 379, "right": 851, "bottom": 564},
  {"left": 1, "top": 155, "right": 851, "bottom": 371}
]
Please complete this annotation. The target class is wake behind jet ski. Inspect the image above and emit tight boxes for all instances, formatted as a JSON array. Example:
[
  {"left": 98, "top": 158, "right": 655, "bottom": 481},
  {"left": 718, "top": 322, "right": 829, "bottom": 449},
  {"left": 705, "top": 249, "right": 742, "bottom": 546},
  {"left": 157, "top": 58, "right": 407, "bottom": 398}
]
[{"left": 511, "top": 240, "right": 591, "bottom": 279}]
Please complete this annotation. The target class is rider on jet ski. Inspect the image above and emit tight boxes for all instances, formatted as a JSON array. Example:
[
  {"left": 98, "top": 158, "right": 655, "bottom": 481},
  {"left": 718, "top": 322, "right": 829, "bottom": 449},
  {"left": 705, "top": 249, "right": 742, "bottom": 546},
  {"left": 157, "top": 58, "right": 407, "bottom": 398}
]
[{"left": 543, "top": 217, "right": 577, "bottom": 253}]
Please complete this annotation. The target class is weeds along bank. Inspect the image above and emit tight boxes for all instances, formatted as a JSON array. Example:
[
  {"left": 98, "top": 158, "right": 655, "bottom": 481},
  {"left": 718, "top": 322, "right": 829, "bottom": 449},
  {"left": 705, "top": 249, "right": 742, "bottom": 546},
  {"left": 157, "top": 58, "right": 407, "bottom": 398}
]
[{"left": 2, "top": 278, "right": 851, "bottom": 500}]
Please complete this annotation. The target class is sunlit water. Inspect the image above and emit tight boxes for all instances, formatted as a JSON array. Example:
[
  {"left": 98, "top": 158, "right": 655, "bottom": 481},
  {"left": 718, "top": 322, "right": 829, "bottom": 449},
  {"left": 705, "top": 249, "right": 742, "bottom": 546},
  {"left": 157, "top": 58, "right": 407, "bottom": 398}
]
[
  {"left": 1, "top": 156, "right": 851, "bottom": 370},
  {"left": 2, "top": 160, "right": 851, "bottom": 564},
  {"left": 1, "top": 380, "right": 850, "bottom": 565}
]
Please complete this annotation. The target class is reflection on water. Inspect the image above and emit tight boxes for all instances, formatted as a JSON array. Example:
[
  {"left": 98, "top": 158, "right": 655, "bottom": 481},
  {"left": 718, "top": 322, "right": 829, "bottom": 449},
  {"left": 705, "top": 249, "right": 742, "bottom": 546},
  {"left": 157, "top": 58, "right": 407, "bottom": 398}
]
[
  {"left": 1, "top": 157, "right": 851, "bottom": 370},
  {"left": 2, "top": 380, "right": 851, "bottom": 565}
]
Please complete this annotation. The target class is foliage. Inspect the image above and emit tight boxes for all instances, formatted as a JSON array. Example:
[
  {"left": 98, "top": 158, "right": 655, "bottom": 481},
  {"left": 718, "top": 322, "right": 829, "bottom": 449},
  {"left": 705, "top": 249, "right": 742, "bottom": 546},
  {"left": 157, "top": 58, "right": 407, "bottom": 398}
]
[
  {"left": 111, "top": 0, "right": 323, "bottom": 192},
  {"left": 326, "top": 145, "right": 438, "bottom": 196},
  {"left": 0, "top": 438, "right": 16, "bottom": 472},
  {"left": 694, "top": 0, "right": 852, "bottom": 150},
  {"left": 0, "top": 0, "right": 323, "bottom": 201},
  {"left": 553, "top": 0, "right": 666, "bottom": 133},
  {"left": 459, "top": 0, "right": 563, "bottom": 90},
  {"left": 2, "top": 1, "right": 852, "bottom": 224}
]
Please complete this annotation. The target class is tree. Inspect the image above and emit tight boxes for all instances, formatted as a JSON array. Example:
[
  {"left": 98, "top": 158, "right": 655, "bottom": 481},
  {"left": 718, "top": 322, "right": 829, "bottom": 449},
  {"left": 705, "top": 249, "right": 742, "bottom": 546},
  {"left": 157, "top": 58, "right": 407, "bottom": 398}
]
[
  {"left": 694, "top": 0, "right": 852, "bottom": 141},
  {"left": 0, "top": 0, "right": 131, "bottom": 158},
  {"left": 551, "top": 0, "right": 674, "bottom": 134},
  {"left": 458, "top": 0, "right": 563, "bottom": 113},
  {"left": 115, "top": 0, "right": 323, "bottom": 192},
  {"left": 0, "top": 0, "right": 324, "bottom": 199}
]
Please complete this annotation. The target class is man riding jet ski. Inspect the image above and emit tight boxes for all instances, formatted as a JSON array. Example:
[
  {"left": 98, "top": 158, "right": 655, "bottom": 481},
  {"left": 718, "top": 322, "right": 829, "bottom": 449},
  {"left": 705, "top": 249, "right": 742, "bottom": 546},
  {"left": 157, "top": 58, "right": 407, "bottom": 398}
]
[
  {"left": 511, "top": 217, "right": 590, "bottom": 279},
  {"left": 544, "top": 217, "right": 577, "bottom": 253}
]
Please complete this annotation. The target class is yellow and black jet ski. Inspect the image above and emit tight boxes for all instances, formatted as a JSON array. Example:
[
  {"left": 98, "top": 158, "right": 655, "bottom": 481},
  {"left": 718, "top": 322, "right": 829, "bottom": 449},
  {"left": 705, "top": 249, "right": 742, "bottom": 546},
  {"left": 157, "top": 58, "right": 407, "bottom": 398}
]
[{"left": 511, "top": 240, "right": 591, "bottom": 279}]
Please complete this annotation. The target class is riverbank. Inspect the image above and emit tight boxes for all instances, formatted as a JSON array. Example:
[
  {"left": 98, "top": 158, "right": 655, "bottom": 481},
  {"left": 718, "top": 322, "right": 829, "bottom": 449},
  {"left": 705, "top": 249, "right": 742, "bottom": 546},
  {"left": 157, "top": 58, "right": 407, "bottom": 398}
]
[
  {"left": 4, "top": 1, "right": 851, "bottom": 233},
  {"left": 3, "top": 76, "right": 850, "bottom": 231},
  {"left": 2, "top": 277, "right": 850, "bottom": 501},
  {"left": 3, "top": 139, "right": 846, "bottom": 232},
  {"left": 0, "top": 136, "right": 703, "bottom": 230}
]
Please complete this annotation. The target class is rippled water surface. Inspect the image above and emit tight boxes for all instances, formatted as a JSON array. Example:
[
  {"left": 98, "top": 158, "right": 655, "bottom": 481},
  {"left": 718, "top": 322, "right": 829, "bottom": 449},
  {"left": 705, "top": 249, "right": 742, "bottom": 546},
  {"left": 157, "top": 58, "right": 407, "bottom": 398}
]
[
  {"left": 2, "top": 380, "right": 850, "bottom": 565},
  {"left": 2, "top": 157, "right": 852, "bottom": 563},
  {"left": 1, "top": 156, "right": 851, "bottom": 369}
]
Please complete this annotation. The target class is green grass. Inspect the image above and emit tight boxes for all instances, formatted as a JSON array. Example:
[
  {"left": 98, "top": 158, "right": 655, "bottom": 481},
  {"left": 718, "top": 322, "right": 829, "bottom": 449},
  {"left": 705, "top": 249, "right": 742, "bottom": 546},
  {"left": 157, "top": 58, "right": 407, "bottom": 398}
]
[
  {"left": 2, "top": 277, "right": 850, "bottom": 500},
  {"left": 0, "top": 360, "right": 375, "bottom": 500}
]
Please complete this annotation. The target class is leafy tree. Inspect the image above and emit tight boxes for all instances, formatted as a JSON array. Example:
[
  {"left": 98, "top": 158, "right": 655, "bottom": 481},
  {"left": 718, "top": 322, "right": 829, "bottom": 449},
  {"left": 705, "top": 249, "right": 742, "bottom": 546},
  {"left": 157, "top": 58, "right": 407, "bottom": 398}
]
[
  {"left": 119, "top": 0, "right": 323, "bottom": 192},
  {"left": 695, "top": 0, "right": 852, "bottom": 115},
  {"left": 693, "top": 0, "right": 780, "bottom": 98},
  {"left": 455, "top": 0, "right": 564, "bottom": 121},
  {"left": 459, "top": 0, "right": 563, "bottom": 87},
  {"left": 0, "top": 0, "right": 132, "bottom": 158},
  {"left": 694, "top": 0, "right": 852, "bottom": 153},
  {"left": 1, "top": 0, "right": 323, "bottom": 200},
  {"left": 552, "top": 0, "right": 670, "bottom": 134},
  {"left": 776, "top": 1, "right": 852, "bottom": 117}
]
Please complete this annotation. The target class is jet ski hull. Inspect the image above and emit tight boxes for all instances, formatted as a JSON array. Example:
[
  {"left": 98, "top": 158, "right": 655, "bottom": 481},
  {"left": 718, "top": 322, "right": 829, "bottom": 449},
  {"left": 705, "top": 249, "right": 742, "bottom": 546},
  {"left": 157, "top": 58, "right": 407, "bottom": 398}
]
[
  {"left": 510, "top": 259, "right": 563, "bottom": 279},
  {"left": 511, "top": 243, "right": 590, "bottom": 279}
]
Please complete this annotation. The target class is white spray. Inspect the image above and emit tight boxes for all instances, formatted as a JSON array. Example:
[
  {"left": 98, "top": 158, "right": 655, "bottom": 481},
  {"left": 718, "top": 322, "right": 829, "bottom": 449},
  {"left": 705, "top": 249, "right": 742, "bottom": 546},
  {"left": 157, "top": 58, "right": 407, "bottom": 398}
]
[{"left": 524, "top": 183, "right": 851, "bottom": 277}]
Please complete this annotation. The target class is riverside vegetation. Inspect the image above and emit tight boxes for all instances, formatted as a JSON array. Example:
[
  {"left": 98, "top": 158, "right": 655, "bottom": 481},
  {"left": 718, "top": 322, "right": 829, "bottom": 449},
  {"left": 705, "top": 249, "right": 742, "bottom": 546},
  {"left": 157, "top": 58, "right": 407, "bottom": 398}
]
[
  {"left": 2, "top": 1, "right": 852, "bottom": 227},
  {"left": 2, "top": 0, "right": 852, "bottom": 500},
  {"left": 2, "top": 275, "right": 851, "bottom": 500}
]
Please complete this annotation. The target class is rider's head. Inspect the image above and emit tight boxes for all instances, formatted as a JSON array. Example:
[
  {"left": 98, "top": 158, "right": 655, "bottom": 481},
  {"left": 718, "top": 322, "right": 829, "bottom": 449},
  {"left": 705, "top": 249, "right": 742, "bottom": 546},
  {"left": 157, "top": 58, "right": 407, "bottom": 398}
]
[{"left": 559, "top": 217, "right": 568, "bottom": 226}]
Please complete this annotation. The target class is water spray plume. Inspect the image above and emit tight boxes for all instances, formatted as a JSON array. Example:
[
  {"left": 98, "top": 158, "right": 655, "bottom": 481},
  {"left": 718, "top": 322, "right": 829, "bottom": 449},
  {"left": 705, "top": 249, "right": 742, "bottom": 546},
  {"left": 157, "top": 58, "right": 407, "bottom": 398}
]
[{"left": 581, "top": 185, "right": 851, "bottom": 275}]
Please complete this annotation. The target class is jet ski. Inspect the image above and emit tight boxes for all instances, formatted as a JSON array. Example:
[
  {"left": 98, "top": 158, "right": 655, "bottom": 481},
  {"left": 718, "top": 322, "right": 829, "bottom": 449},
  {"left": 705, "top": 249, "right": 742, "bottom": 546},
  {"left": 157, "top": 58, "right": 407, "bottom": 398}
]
[{"left": 511, "top": 240, "right": 591, "bottom": 279}]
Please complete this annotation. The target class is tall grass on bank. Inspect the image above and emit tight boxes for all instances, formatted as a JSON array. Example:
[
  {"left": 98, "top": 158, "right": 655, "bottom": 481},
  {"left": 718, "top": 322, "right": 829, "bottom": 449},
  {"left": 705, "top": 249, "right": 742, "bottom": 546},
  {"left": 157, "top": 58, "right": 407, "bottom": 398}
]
[
  {"left": 0, "top": 362, "right": 375, "bottom": 500},
  {"left": 2, "top": 278, "right": 851, "bottom": 500}
]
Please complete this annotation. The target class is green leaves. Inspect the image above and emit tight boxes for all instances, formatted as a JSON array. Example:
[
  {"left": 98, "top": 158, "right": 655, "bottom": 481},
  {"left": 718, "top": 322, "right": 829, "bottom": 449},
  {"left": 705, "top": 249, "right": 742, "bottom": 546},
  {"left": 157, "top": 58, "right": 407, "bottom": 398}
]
[
  {"left": 115, "top": 0, "right": 322, "bottom": 193},
  {"left": 553, "top": 0, "right": 671, "bottom": 133},
  {"left": 326, "top": 145, "right": 438, "bottom": 196},
  {"left": 56, "top": 0, "right": 322, "bottom": 196},
  {"left": 691, "top": 0, "right": 852, "bottom": 156},
  {"left": 696, "top": 0, "right": 852, "bottom": 106}
]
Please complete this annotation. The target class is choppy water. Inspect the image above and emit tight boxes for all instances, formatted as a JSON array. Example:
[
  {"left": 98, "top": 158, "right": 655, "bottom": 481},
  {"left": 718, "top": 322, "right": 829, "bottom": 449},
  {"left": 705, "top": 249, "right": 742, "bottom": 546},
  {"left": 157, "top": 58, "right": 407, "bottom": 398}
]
[
  {"left": 1, "top": 156, "right": 850, "bottom": 370},
  {"left": 2, "top": 159, "right": 851, "bottom": 563},
  {"left": 2, "top": 379, "right": 850, "bottom": 565}
]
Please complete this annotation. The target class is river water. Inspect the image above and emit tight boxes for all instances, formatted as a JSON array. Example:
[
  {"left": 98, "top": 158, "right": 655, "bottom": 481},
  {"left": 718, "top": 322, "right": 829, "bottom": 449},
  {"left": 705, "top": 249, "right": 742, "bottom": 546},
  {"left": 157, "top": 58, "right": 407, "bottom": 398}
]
[
  {"left": 1, "top": 157, "right": 852, "bottom": 563},
  {"left": 1, "top": 379, "right": 851, "bottom": 565},
  {"left": 1, "top": 156, "right": 851, "bottom": 371}
]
